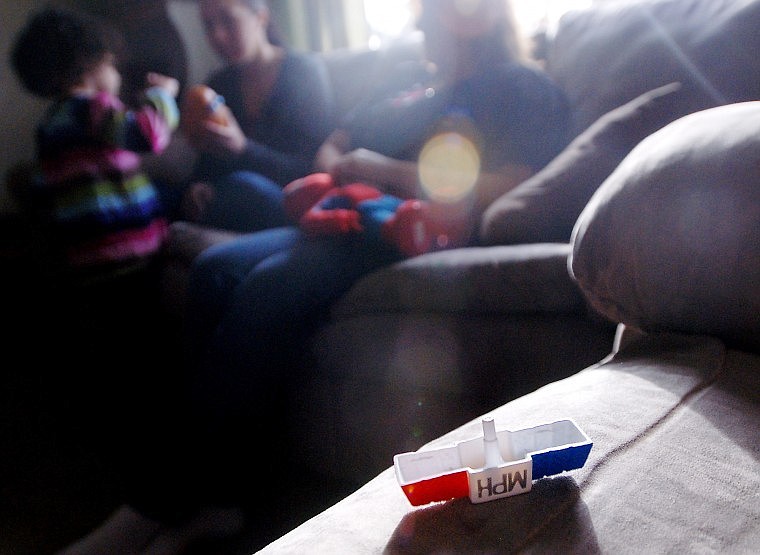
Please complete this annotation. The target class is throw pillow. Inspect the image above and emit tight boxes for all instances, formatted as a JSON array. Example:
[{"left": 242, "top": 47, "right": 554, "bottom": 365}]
[
  {"left": 569, "top": 101, "right": 760, "bottom": 353},
  {"left": 480, "top": 82, "right": 690, "bottom": 245}
]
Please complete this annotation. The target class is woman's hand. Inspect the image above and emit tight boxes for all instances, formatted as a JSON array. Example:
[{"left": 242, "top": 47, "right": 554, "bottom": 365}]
[
  {"left": 335, "top": 149, "right": 420, "bottom": 198},
  {"left": 314, "top": 129, "right": 351, "bottom": 174},
  {"left": 315, "top": 129, "right": 386, "bottom": 182},
  {"left": 330, "top": 148, "right": 389, "bottom": 185},
  {"left": 187, "top": 105, "right": 247, "bottom": 158},
  {"left": 316, "top": 130, "right": 420, "bottom": 198},
  {"left": 316, "top": 130, "right": 392, "bottom": 185}
]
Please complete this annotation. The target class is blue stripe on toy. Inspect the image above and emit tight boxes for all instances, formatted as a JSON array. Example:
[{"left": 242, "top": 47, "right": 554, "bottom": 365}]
[{"left": 531, "top": 442, "right": 593, "bottom": 480}]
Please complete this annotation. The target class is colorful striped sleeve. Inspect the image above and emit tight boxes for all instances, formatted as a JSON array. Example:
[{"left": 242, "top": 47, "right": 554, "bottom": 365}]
[{"left": 89, "top": 91, "right": 178, "bottom": 155}]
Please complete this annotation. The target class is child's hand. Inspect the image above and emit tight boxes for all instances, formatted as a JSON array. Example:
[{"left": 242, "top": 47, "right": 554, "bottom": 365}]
[{"left": 146, "top": 72, "right": 180, "bottom": 98}]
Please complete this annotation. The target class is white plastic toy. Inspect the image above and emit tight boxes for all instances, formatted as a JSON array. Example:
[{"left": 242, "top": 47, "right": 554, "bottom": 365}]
[{"left": 393, "top": 417, "right": 592, "bottom": 506}]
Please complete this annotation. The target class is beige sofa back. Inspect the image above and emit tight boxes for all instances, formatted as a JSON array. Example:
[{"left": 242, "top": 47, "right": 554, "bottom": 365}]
[{"left": 548, "top": 0, "right": 760, "bottom": 137}]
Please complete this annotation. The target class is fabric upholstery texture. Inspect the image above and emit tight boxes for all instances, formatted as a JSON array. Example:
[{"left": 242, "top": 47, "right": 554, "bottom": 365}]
[
  {"left": 479, "top": 83, "right": 689, "bottom": 245},
  {"left": 570, "top": 102, "right": 760, "bottom": 352},
  {"left": 294, "top": 246, "right": 613, "bottom": 485},
  {"left": 297, "top": 312, "right": 614, "bottom": 483},
  {"left": 262, "top": 331, "right": 760, "bottom": 554},
  {"left": 253, "top": 1, "right": 760, "bottom": 551},
  {"left": 331, "top": 243, "right": 587, "bottom": 317},
  {"left": 548, "top": 0, "right": 760, "bottom": 137}
]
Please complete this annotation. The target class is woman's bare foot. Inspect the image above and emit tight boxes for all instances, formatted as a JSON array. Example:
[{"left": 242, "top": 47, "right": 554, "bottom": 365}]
[
  {"left": 162, "top": 221, "right": 240, "bottom": 262},
  {"left": 143, "top": 506, "right": 246, "bottom": 555},
  {"left": 56, "top": 505, "right": 163, "bottom": 554},
  {"left": 159, "top": 222, "right": 242, "bottom": 323},
  {"left": 180, "top": 181, "right": 216, "bottom": 223},
  {"left": 56, "top": 504, "right": 246, "bottom": 555}
]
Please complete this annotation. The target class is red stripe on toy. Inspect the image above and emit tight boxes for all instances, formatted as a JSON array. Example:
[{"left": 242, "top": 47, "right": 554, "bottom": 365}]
[{"left": 400, "top": 470, "right": 470, "bottom": 506}]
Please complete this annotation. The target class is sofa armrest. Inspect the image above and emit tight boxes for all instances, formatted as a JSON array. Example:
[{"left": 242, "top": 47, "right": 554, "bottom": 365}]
[{"left": 266, "top": 333, "right": 760, "bottom": 554}]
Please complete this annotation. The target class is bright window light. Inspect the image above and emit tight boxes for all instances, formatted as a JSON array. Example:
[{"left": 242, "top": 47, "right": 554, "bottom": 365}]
[
  {"left": 362, "top": 0, "right": 593, "bottom": 49},
  {"left": 512, "top": 0, "right": 593, "bottom": 34},
  {"left": 363, "top": 0, "right": 415, "bottom": 49}
]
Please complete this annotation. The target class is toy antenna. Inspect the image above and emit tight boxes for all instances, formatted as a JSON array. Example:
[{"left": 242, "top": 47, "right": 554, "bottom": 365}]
[{"left": 482, "top": 417, "right": 503, "bottom": 468}]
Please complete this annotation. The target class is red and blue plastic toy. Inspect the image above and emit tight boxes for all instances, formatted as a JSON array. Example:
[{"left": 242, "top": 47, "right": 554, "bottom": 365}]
[{"left": 283, "top": 172, "right": 457, "bottom": 257}]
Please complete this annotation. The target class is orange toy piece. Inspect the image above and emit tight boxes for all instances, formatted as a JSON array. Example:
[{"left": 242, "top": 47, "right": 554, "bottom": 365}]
[{"left": 181, "top": 84, "right": 228, "bottom": 139}]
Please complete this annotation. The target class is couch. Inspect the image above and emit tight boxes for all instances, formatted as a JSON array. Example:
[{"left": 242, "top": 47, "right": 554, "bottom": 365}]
[
  {"left": 5, "top": 0, "right": 757, "bottom": 551},
  {"left": 260, "top": 6, "right": 760, "bottom": 554},
  {"left": 274, "top": 0, "right": 760, "bottom": 496},
  {"left": 263, "top": 328, "right": 759, "bottom": 553}
]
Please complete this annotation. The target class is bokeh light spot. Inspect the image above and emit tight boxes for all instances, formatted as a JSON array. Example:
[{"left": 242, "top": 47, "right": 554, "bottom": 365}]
[{"left": 418, "top": 132, "right": 481, "bottom": 203}]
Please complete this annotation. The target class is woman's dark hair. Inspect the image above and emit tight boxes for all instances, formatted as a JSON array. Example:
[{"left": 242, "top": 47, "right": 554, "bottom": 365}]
[
  {"left": 11, "top": 8, "right": 119, "bottom": 98},
  {"left": 241, "top": 0, "right": 285, "bottom": 46}
]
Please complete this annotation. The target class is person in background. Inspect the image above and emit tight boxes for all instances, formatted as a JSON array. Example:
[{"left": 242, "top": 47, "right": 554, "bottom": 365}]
[
  {"left": 10, "top": 7, "right": 180, "bottom": 282},
  {"left": 57, "top": 0, "right": 571, "bottom": 552},
  {"left": 10, "top": 7, "right": 182, "bottom": 515},
  {"left": 182, "top": 0, "right": 571, "bottom": 535},
  {"left": 174, "top": 0, "right": 335, "bottom": 234},
  {"left": 159, "top": 0, "right": 336, "bottom": 325},
  {"left": 187, "top": 0, "right": 571, "bottom": 391}
]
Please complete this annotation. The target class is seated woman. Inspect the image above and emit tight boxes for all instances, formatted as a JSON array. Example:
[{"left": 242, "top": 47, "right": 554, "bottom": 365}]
[
  {"left": 183, "top": 0, "right": 571, "bottom": 513},
  {"left": 187, "top": 0, "right": 570, "bottom": 359},
  {"left": 160, "top": 0, "right": 336, "bottom": 319},
  {"left": 174, "top": 0, "right": 335, "bottom": 233}
]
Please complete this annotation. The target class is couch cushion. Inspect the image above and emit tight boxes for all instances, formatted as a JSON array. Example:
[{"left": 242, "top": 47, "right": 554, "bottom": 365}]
[
  {"left": 479, "top": 83, "right": 689, "bottom": 245},
  {"left": 570, "top": 101, "right": 760, "bottom": 352},
  {"left": 331, "top": 243, "right": 586, "bottom": 317},
  {"left": 262, "top": 331, "right": 760, "bottom": 553},
  {"left": 548, "top": 0, "right": 760, "bottom": 137},
  {"left": 298, "top": 311, "right": 614, "bottom": 483}
]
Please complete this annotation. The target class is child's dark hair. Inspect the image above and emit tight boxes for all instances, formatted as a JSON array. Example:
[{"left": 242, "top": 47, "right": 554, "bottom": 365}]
[{"left": 11, "top": 8, "right": 118, "bottom": 98}]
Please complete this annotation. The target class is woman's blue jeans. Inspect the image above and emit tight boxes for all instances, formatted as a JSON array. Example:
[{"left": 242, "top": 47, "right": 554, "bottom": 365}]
[
  {"left": 183, "top": 226, "right": 402, "bottom": 482},
  {"left": 202, "top": 170, "right": 289, "bottom": 232}
]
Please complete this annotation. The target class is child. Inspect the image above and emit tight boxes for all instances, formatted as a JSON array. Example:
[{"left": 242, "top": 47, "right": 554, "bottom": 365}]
[
  {"left": 10, "top": 8, "right": 184, "bottom": 472},
  {"left": 10, "top": 7, "right": 180, "bottom": 283}
]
